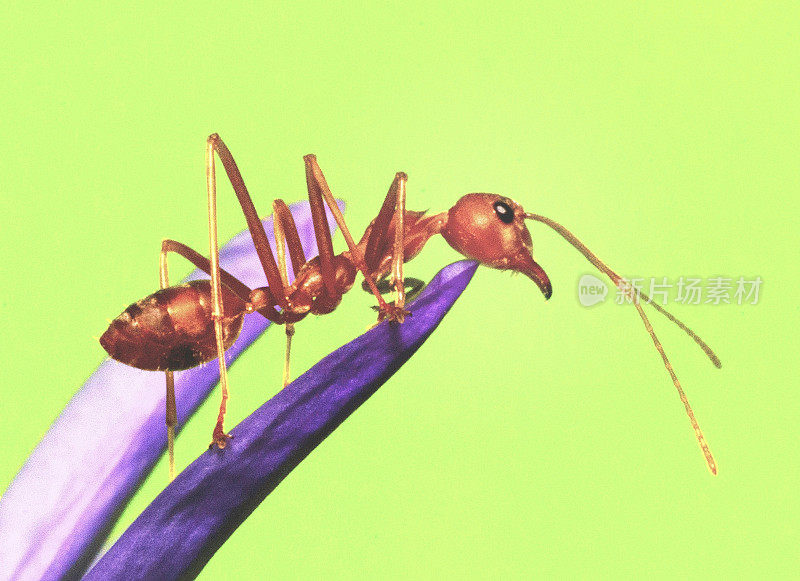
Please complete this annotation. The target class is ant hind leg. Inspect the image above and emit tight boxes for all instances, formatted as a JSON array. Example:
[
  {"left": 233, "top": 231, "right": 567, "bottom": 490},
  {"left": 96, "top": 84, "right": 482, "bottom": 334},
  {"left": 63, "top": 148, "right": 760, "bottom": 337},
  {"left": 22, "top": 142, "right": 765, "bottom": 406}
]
[{"left": 159, "top": 246, "right": 177, "bottom": 481}]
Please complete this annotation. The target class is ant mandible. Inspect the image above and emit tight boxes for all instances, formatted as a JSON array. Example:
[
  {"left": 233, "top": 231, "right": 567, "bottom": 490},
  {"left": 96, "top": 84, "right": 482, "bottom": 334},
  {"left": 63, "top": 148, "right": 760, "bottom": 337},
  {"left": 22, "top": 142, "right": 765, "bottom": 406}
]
[{"left": 101, "top": 134, "right": 721, "bottom": 480}]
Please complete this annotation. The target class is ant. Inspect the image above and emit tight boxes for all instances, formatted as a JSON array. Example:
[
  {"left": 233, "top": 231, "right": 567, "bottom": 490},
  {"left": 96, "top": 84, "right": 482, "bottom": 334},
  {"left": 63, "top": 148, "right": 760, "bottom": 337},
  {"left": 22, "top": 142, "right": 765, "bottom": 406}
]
[{"left": 101, "top": 134, "right": 721, "bottom": 480}]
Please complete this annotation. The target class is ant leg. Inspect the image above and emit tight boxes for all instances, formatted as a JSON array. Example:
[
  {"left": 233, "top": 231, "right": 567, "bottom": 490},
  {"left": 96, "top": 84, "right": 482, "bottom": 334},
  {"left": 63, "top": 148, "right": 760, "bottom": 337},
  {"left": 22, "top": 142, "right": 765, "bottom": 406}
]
[
  {"left": 301, "top": 156, "right": 340, "bottom": 301},
  {"left": 272, "top": 200, "right": 304, "bottom": 387},
  {"left": 206, "top": 134, "right": 290, "bottom": 307},
  {"left": 391, "top": 173, "right": 407, "bottom": 313},
  {"left": 362, "top": 172, "right": 411, "bottom": 321},
  {"left": 158, "top": 248, "right": 177, "bottom": 482},
  {"left": 280, "top": 323, "right": 295, "bottom": 388},
  {"left": 157, "top": 239, "right": 285, "bottom": 458},
  {"left": 162, "top": 240, "right": 250, "bottom": 302},
  {"left": 160, "top": 239, "right": 282, "bottom": 322},
  {"left": 206, "top": 138, "right": 232, "bottom": 448},
  {"left": 363, "top": 174, "right": 402, "bottom": 270},
  {"left": 272, "top": 199, "right": 307, "bottom": 280},
  {"left": 205, "top": 134, "right": 297, "bottom": 447},
  {"left": 304, "top": 155, "right": 402, "bottom": 320}
]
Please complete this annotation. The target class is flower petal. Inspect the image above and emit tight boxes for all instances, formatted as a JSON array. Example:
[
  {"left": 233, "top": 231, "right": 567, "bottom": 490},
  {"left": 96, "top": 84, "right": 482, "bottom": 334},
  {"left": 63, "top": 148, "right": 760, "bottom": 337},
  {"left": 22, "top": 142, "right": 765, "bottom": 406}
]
[
  {"left": 0, "top": 201, "right": 339, "bottom": 581},
  {"left": 84, "top": 260, "right": 478, "bottom": 580}
]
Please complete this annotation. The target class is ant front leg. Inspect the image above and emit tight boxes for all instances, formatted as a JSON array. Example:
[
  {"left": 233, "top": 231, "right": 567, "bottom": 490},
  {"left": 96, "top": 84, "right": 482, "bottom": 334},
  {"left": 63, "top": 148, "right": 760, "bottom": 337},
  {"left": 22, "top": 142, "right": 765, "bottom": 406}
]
[
  {"left": 362, "top": 172, "right": 411, "bottom": 323},
  {"left": 388, "top": 171, "right": 408, "bottom": 321}
]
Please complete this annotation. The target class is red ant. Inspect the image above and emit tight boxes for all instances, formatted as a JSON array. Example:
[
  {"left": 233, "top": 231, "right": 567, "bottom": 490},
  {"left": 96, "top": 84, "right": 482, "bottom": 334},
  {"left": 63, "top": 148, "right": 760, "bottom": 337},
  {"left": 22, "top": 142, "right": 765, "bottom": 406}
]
[{"left": 101, "top": 134, "right": 721, "bottom": 480}]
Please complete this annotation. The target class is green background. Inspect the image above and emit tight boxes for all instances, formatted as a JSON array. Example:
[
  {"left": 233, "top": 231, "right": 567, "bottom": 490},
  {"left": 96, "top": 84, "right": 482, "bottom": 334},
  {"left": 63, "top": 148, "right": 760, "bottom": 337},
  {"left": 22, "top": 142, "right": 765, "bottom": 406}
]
[{"left": 2, "top": 2, "right": 798, "bottom": 578}]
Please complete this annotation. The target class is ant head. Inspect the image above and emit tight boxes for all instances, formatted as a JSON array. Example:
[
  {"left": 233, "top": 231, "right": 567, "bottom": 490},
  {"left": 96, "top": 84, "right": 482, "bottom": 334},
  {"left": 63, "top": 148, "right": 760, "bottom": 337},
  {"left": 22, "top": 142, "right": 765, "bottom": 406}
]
[{"left": 441, "top": 193, "right": 552, "bottom": 299}]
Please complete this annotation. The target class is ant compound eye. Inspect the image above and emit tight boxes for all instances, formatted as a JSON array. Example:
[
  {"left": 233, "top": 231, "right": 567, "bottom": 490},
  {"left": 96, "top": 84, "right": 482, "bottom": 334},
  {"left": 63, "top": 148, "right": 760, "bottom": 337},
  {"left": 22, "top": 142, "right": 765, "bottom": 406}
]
[{"left": 493, "top": 200, "right": 514, "bottom": 224}]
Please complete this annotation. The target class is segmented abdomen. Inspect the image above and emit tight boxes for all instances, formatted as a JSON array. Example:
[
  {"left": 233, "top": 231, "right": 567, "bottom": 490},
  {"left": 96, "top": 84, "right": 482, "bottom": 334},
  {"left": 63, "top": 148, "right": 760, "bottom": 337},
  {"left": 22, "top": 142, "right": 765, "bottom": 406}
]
[{"left": 100, "top": 280, "right": 246, "bottom": 371}]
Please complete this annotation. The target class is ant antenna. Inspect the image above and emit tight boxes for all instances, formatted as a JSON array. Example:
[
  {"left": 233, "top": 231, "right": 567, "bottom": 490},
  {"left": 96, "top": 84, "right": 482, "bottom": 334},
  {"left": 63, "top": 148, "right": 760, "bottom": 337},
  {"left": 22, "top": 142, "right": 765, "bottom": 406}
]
[{"left": 525, "top": 212, "right": 719, "bottom": 475}]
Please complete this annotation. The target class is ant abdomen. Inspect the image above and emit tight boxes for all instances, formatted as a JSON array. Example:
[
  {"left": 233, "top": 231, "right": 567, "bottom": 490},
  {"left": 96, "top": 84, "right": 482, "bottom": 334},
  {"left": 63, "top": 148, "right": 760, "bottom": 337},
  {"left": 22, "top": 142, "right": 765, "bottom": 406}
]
[{"left": 100, "top": 280, "right": 246, "bottom": 372}]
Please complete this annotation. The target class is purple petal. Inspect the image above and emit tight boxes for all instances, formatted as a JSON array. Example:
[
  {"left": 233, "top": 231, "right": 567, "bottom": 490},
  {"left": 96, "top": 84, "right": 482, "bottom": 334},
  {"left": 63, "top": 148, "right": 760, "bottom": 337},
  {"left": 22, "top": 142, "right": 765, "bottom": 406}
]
[
  {"left": 0, "top": 201, "right": 340, "bottom": 581},
  {"left": 84, "top": 260, "right": 478, "bottom": 581}
]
